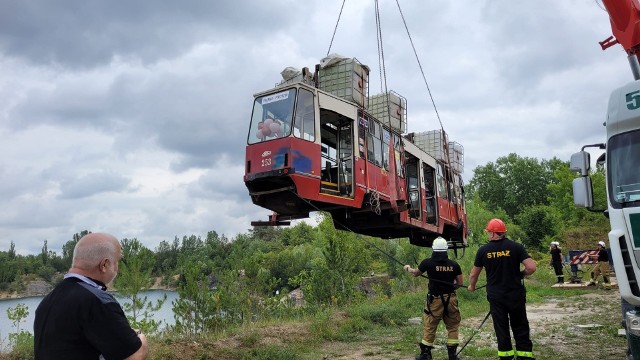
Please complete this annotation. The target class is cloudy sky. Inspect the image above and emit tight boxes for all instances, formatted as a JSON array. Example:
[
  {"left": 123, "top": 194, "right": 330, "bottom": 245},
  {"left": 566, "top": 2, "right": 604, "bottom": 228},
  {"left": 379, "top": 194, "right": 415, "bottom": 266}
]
[{"left": 0, "top": 0, "right": 629, "bottom": 255}]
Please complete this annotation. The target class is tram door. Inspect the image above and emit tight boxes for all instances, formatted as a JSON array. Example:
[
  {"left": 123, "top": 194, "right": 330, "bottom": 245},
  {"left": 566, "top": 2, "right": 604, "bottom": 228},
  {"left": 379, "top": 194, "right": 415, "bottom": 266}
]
[
  {"left": 320, "top": 112, "right": 354, "bottom": 198},
  {"left": 423, "top": 164, "right": 437, "bottom": 225},
  {"left": 406, "top": 161, "right": 421, "bottom": 219}
]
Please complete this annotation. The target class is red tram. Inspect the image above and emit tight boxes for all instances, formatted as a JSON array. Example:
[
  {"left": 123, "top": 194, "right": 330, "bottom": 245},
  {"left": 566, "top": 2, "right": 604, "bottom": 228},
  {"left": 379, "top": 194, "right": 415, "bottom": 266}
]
[{"left": 243, "top": 58, "right": 468, "bottom": 248}]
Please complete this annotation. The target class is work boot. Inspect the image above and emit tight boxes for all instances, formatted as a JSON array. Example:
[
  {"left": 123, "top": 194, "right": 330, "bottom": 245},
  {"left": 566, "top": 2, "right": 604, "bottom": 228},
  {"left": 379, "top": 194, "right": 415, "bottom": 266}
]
[
  {"left": 558, "top": 276, "right": 564, "bottom": 283},
  {"left": 498, "top": 356, "right": 513, "bottom": 360},
  {"left": 447, "top": 345, "right": 460, "bottom": 360},
  {"left": 416, "top": 343, "right": 433, "bottom": 360}
]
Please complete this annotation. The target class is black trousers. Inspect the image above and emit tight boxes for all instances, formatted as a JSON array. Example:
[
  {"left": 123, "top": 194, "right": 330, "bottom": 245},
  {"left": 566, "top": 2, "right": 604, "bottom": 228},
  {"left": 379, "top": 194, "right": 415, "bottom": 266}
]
[
  {"left": 552, "top": 261, "right": 564, "bottom": 282},
  {"left": 489, "top": 294, "right": 533, "bottom": 353}
]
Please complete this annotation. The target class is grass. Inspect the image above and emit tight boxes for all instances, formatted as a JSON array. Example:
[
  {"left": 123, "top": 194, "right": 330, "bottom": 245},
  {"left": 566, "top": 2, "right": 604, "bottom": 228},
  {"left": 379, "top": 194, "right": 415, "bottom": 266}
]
[{"left": 0, "top": 251, "right": 627, "bottom": 359}]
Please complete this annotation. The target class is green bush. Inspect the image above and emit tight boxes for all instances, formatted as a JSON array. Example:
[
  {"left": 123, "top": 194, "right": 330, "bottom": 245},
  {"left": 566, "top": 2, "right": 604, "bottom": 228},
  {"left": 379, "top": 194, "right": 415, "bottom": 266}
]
[
  {"left": 7, "top": 331, "right": 34, "bottom": 359},
  {"left": 308, "top": 309, "right": 336, "bottom": 340}
]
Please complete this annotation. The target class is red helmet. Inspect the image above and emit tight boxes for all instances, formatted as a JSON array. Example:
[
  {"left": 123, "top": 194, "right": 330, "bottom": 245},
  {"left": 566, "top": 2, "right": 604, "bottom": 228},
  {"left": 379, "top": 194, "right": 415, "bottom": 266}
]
[{"left": 485, "top": 218, "right": 507, "bottom": 233}]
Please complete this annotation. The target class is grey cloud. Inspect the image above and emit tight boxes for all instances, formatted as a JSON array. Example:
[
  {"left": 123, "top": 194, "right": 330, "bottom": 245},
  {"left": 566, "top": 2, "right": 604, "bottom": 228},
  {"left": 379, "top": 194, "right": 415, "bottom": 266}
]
[
  {"left": 480, "top": 2, "right": 611, "bottom": 95},
  {"left": 0, "top": 0, "right": 628, "bottom": 255},
  {"left": 0, "top": 1, "right": 307, "bottom": 68},
  {"left": 186, "top": 165, "right": 247, "bottom": 201},
  {"left": 58, "top": 171, "right": 130, "bottom": 199},
  {"left": 0, "top": 166, "right": 46, "bottom": 201}
]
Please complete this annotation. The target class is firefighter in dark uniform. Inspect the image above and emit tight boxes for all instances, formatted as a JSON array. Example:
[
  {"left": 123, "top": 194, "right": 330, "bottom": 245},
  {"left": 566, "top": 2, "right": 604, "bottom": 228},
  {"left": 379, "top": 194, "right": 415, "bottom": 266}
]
[
  {"left": 468, "top": 218, "right": 537, "bottom": 360},
  {"left": 587, "top": 241, "right": 611, "bottom": 288},
  {"left": 549, "top": 242, "right": 564, "bottom": 284},
  {"left": 404, "top": 237, "right": 463, "bottom": 360}
]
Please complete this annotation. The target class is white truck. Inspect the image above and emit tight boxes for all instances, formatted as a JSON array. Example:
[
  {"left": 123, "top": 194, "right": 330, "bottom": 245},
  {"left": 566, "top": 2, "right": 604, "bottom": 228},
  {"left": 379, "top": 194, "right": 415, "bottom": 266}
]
[{"left": 571, "top": 2, "right": 640, "bottom": 358}]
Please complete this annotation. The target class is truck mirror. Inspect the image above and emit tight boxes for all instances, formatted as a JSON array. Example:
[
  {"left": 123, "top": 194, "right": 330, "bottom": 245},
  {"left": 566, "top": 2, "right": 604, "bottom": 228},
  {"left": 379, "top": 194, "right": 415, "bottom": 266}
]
[
  {"left": 572, "top": 177, "right": 594, "bottom": 208},
  {"left": 569, "top": 151, "right": 590, "bottom": 176}
]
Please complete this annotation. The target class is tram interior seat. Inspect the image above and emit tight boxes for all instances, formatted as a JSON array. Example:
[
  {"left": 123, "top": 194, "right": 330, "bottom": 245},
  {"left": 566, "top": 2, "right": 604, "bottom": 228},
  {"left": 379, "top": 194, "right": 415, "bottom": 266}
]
[
  {"left": 322, "top": 161, "right": 333, "bottom": 183},
  {"left": 322, "top": 161, "right": 339, "bottom": 184}
]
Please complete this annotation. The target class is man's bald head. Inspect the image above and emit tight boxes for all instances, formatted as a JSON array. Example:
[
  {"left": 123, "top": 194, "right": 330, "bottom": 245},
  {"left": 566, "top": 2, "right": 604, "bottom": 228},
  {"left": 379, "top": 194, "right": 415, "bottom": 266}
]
[{"left": 72, "top": 233, "right": 120, "bottom": 273}]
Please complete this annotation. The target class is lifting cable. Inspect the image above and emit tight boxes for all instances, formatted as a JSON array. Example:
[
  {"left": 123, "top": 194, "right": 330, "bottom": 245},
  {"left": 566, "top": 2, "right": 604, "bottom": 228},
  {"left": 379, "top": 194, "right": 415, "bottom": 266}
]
[
  {"left": 394, "top": 0, "right": 443, "bottom": 130},
  {"left": 324, "top": 0, "right": 473, "bottom": 287},
  {"left": 394, "top": 0, "right": 463, "bottom": 224},
  {"left": 326, "top": 0, "right": 347, "bottom": 56},
  {"left": 321, "top": 2, "right": 489, "bottom": 353},
  {"left": 374, "top": 0, "right": 389, "bottom": 96},
  {"left": 287, "top": 189, "right": 486, "bottom": 291},
  {"left": 456, "top": 310, "right": 492, "bottom": 356}
]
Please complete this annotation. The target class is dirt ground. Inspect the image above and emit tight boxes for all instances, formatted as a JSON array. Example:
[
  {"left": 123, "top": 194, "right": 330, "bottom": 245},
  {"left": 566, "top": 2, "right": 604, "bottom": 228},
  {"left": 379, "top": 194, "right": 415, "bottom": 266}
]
[
  {"left": 145, "top": 285, "right": 628, "bottom": 360},
  {"left": 313, "top": 288, "right": 628, "bottom": 360}
]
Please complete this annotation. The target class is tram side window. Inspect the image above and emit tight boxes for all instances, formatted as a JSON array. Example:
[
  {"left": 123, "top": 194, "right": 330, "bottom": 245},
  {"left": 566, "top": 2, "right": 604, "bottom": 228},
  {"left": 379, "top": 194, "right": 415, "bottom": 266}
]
[
  {"left": 394, "top": 134, "right": 404, "bottom": 177},
  {"left": 452, "top": 175, "right": 460, "bottom": 204},
  {"left": 293, "top": 89, "right": 316, "bottom": 141},
  {"left": 436, "top": 163, "right": 448, "bottom": 200},
  {"left": 407, "top": 162, "right": 418, "bottom": 189},
  {"left": 382, "top": 129, "right": 390, "bottom": 170},
  {"left": 424, "top": 165, "right": 435, "bottom": 197},
  {"left": 455, "top": 175, "right": 464, "bottom": 204},
  {"left": 374, "top": 124, "right": 382, "bottom": 167},
  {"left": 367, "top": 121, "right": 383, "bottom": 167},
  {"left": 358, "top": 117, "right": 366, "bottom": 158},
  {"left": 367, "top": 121, "right": 382, "bottom": 167},
  {"left": 367, "top": 131, "right": 375, "bottom": 162}
]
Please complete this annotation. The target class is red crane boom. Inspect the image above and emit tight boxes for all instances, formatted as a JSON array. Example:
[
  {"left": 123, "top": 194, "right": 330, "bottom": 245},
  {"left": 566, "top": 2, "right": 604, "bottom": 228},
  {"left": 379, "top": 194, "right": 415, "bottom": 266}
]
[{"left": 601, "top": 0, "right": 640, "bottom": 54}]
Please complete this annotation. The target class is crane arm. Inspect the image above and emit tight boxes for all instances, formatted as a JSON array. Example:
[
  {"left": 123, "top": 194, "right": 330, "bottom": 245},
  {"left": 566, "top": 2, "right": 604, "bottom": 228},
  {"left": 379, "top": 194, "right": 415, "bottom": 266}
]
[{"left": 602, "top": 0, "right": 640, "bottom": 54}]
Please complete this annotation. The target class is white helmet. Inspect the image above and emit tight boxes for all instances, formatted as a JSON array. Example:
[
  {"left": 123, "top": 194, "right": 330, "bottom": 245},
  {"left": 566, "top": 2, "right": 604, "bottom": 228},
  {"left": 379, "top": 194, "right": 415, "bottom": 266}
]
[
  {"left": 551, "top": 241, "right": 560, "bottom": 246},
  {"left": 432, "top": 237, "right": 448, "bottom": 252},
  {"left": 598, "top": 241, "right": 605, "bottom": 247}
]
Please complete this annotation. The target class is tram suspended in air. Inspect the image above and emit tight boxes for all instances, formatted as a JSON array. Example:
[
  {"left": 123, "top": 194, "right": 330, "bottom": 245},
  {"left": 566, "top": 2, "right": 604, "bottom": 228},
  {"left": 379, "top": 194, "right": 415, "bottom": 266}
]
[{"left": 243, "top": 53, "right": 468, "bottom": 249}]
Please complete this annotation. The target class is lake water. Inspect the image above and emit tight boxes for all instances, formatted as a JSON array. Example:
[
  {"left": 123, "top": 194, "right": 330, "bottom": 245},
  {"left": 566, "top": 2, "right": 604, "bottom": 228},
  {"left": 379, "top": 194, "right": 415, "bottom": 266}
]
[{"left": 0, "top": 290, "right": 178, "bottom": 351}]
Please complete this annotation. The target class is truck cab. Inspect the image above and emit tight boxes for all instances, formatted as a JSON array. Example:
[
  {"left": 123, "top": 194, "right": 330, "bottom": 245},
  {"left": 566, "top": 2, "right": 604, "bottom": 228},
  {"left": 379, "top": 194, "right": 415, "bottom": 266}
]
[{"left": 571, "top": 79, "right": 640, "bottom": 358}]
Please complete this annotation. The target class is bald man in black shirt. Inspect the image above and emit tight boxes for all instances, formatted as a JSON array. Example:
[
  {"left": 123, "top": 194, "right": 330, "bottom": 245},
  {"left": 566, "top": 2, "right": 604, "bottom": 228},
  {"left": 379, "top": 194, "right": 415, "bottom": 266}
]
[{"left": 34, "top": 232, "right": 148, "bottom": 360}]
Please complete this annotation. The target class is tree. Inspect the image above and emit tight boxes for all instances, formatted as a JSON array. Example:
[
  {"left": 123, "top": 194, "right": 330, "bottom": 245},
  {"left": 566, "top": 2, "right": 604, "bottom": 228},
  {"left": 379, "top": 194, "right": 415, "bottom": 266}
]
[
  {"left": 295, "top": 216, "right": 371, "bottom": 306},
  {"left": 279, "top": 222, "right": 317, "bottom": 246},
  {"left": 249, "top": 226, "right": 282, "bottom": 243},
  {"left": 40, "top": 240, "right": 49, "bottom": 265},
  {"left": 468, "top": 153, "right": 555, "bottom": 219},
  {"left": 115, "top": 238, "right": 165, "bottom": 334},
  {"left": 180, "top": 235, "right": 203, "bottom": 257},
  {"left": 547, "top": 161, "right": 608, "bottom": 228},
  {"left": 0, "top": 252, "right": 18, "bottom": 289},
  {"left": 204, "top": 231, "right": 230, "bottom": 270},
  {"left": 62, "top": 231, "right": 90, "bottom": 269},
  {"left": 172, "top": 260, "right": 218, "bottom": 339},
  {"left": 212, "top": 269, "right": 252, "bottom": 325},
  {"left": 7, "top": 303, "right": 28, "bottom": 334},
  {"left": 395, "top": 240, "right": 427, "bottom": 279},
  {"left": 516, "top": 205, "right": 558, "bottom": 250},
  {"left": 154, "top": 239, "right": 179, "bottom": 275},
  {"left": 261, "top": 245, "right": 313, "bottom": 293},
  {"left": 465, "top": 194, "right": 511, "bottom": 245},
  {"left": 6, "top": 303, "right": 32, "bottom": 355}
]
